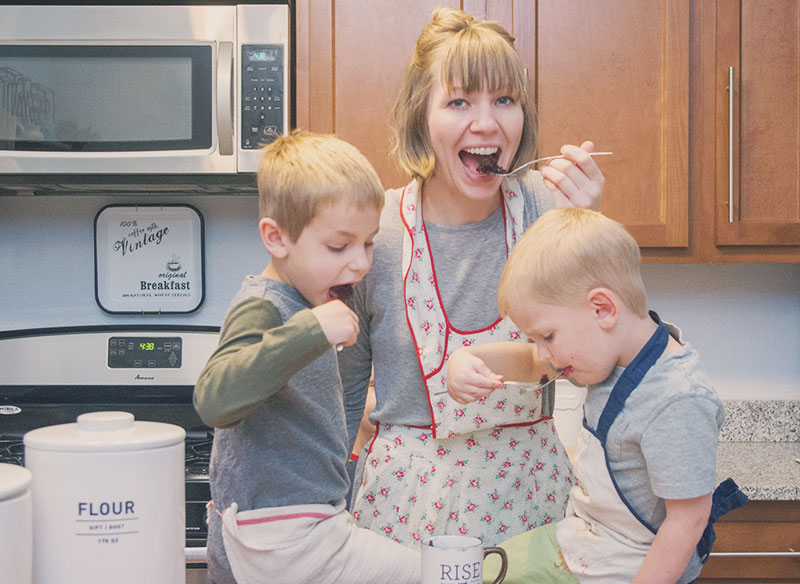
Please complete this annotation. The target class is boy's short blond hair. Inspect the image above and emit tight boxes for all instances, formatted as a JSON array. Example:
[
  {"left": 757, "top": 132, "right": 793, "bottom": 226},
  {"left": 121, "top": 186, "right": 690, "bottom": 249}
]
[
  {"left": 392, "top": 7, "right": 536, "bottom": 180},
  {"left": 498, "top": 208, "right": 648, "bottom": 318},
  {"left": 257, "top": 130, "right": 384, "bottom": 242}
]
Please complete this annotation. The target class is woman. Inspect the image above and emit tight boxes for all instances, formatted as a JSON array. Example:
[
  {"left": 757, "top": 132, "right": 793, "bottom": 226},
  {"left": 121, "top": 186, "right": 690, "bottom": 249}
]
[{"left": 340, "top": 7, "right": 605, "bottom": 546}]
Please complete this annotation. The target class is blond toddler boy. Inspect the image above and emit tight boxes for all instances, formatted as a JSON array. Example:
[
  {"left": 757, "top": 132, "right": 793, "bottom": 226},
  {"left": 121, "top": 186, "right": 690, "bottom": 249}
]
[
  {"left": 194, "top": 130, "right": 420, "bottom": 584},
  {"left": 447, "top": 208, "right": 746, "bottom": 583}
]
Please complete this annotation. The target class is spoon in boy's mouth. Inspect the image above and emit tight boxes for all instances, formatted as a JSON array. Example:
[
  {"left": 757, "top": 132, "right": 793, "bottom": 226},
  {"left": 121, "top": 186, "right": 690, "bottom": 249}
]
[{"left": 328, "top": 283, "right": 354, "bottom": 303}]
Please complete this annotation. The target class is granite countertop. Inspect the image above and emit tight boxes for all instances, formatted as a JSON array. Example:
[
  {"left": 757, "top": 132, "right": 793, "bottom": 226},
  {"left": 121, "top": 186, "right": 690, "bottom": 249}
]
[{"left": 716, "top": 400, "right": 800, "bottom": 501}]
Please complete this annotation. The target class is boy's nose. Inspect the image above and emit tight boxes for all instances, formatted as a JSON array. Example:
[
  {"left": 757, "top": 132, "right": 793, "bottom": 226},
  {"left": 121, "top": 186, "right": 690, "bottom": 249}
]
[
  {"left": 536, "top": 344, "right": 553, "bottom": 361},
  {"left": 348, "top": 246, "right": 371, "bottom": 274}
]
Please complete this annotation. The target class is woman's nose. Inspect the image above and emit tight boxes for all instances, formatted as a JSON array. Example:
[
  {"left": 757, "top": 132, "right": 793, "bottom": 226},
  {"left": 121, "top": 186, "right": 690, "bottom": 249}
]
[{"left": 470, "top": 105, "right": 499, "bottom": 133}]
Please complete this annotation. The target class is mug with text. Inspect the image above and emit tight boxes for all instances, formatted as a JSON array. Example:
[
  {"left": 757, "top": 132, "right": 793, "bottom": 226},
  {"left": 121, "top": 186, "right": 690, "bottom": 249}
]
[{"left": 421, "top": 535, "right": 507, "bottom": 584}]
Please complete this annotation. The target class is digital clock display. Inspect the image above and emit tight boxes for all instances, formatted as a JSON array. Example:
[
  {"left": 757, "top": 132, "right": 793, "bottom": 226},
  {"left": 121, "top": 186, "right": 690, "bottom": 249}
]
[
  {"left": 247, "top": 48, "right": 278, "bottom": 62},
  {"left": 108, "top": 336, "right": 182, "bottom": 369}
]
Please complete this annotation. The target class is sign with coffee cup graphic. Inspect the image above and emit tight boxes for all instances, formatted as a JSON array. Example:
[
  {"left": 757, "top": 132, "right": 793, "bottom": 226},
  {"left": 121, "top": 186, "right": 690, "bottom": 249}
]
[{"left": 95, "top": 204, "right": 204, "bottom": 313}]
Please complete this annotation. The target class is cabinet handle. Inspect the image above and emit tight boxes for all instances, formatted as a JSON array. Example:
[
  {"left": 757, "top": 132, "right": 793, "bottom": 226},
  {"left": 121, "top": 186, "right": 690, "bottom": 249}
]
[
  {"left": 217, "top": 41, "right": 234, "bottom": 157},
  {"left": 727, "top": 66, "right": 735, "bottom": 223},
  {"left": 710, "top": 551, "right": 800, "bottom": 558}
]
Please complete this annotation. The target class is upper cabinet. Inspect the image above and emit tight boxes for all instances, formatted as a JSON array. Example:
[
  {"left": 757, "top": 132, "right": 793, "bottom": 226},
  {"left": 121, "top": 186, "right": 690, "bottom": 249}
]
[
  {"left": 295, "top": 0, "right": 800, "bottom": 262},
  {"left": 715, "top": 0, "right": 800, "bottom": 247},
  {"left": 533, "top": 0, "right": 689, "bottom": 248}
]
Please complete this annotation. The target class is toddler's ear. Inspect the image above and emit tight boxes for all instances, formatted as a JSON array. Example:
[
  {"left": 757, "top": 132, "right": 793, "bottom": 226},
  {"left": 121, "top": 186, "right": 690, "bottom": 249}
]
[
  {"left": 587, "top": 288, "right": 619, "bottom": 330},
  {"left": 259, "top": 218, "right": 289, "bottom": 258}
]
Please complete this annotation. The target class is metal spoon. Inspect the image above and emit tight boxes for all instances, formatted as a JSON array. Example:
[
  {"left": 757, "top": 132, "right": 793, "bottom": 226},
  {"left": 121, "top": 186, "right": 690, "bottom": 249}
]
[
  {"left": 492, "top": 151, "right": 613, "bottom": 177},
  {"left": 433, "top": 368, "right": 566, "bottom": 396}
]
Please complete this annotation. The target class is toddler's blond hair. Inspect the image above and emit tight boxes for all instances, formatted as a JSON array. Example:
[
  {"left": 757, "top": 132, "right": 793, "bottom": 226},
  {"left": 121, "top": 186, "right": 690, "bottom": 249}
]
[
  {"left": 257, "top": 130, "right": 384, "bottom": 242},
  {"left": 391, "top": 7, "right": 536, "bottom": 180},
  {"left": 498, "top": 208, "right": 648, "bottom": 318}
]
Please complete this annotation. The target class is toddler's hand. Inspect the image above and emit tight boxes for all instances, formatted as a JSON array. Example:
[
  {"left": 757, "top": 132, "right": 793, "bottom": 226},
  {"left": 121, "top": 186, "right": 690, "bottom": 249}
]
[
  {"left": 311, "top": 300, "right": 360, "bottom": 349},
  {"left": 446, "top": 348, "right": 504, "bottom": 404}
]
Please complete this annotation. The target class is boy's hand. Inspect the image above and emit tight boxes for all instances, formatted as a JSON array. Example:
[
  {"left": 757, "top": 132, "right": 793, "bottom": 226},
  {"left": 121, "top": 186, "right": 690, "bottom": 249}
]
[
  {"left": 446, "top": 347, "right": 504, "bottom": 404},
  {"left": 312, "top": 300, "right": 360, "bottom": 349}
]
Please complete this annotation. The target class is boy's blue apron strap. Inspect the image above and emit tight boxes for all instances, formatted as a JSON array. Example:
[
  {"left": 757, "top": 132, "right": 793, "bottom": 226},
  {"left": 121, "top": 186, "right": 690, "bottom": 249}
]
[
  {"left": 595, "top": 311, "right": 669, "bottom": 445},
  {"left": 696, "top": 478, "right": 749, "bottom": 563}
]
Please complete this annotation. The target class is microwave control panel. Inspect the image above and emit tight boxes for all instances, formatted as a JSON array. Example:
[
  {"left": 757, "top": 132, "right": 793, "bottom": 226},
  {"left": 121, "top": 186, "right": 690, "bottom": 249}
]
[
  {"left": 107, "top": 336, "right": 183, "bottom": 369},
  {"left": 241, "top": 44, "right": 284, "bottom": 150}
]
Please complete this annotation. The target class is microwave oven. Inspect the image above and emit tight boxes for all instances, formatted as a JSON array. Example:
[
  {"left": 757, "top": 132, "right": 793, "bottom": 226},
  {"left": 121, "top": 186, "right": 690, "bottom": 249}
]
[{"left": 0, "top": 3, "right": 290, "bottom": 184}]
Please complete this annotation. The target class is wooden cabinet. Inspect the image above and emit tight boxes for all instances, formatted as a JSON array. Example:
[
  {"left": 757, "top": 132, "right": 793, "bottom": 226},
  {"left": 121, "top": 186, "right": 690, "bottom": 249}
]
[
  {"left": 696, "top": 500, "right": 800, "bottom": 583},
  {"left": 294, "top": 0, "right": 800, "bottom": 261},
  {"left": 715, "top": 0, "right": 800, "bottom": 248},
  {"left": 534, "top": 0, "right": 689, "bottom": 248}
]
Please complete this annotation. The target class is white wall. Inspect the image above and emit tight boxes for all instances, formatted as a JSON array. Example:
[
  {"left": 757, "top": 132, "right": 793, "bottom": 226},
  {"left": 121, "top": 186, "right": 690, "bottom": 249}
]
[{"left": 1, "top": 195, "right": 798, "bottom": 400}]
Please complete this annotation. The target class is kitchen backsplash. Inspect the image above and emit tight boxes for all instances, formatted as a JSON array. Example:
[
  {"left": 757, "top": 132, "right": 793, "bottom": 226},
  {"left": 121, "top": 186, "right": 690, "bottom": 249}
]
[{"left": 1, "top": 194, "right": 799, "bottom": 402}]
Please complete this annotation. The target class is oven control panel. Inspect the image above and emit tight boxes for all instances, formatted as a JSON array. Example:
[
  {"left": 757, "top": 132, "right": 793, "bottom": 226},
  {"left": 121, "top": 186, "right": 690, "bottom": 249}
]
[
  {"left": 241, "top": 44, "right": 284, "bottom": 150},
  {"left": 108, "top": 336, "right": 182, "bottom": 369}
]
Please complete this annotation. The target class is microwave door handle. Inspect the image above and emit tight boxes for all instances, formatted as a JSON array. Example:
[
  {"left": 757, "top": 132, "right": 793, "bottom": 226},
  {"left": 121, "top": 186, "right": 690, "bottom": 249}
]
[{"left": 217, "top": 41, "right": 234, "bottom": 156}]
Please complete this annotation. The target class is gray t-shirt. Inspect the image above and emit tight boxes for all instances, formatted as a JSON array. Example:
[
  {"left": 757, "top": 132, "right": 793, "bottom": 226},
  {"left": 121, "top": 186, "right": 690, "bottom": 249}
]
[
  {"left": 584, "top": 324, "right": 724, "bottom": 583},
  {"left": 340, "top": 173, "right": 555, "bottom": 444}
]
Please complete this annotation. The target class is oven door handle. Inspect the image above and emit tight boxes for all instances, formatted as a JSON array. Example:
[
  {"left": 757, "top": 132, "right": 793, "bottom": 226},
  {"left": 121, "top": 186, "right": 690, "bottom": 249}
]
[
  {"left": 217, "top": 41, "right": 234, "bottom": 156},
  {"left": 185, "top": 547, "right": 207, "bottom": 563}
]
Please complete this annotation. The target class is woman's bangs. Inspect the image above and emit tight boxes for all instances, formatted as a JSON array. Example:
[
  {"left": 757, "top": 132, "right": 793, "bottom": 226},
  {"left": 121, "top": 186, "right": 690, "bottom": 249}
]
[{"left": 441, "top": 34, "right": 524, "bottom": 99}]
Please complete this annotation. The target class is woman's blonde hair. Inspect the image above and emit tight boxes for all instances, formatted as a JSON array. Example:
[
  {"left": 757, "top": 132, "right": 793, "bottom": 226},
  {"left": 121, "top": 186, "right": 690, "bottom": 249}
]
[
  {"left": 257, "top": 130, "right": 384, "bottom": 242},
  {"left": 498, "top": 208, "right": 648, "bottom": 318},
  {"left": 392, "top": 7, "right": 536, "bottom": 180}
]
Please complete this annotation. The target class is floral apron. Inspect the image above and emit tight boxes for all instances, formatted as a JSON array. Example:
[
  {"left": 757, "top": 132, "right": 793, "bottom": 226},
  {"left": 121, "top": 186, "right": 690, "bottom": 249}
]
[{"left": 352, "top": 179, "right": 574, "bottom": 547}]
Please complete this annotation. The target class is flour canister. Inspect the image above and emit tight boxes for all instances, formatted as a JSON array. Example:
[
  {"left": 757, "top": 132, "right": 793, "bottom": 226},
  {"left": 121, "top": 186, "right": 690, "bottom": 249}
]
[
  {"left": 24, "top": 411, "right": 185, "bottom": 584},
  {"left": 0, "top": 463, "right": 33, "bottom": 584}
]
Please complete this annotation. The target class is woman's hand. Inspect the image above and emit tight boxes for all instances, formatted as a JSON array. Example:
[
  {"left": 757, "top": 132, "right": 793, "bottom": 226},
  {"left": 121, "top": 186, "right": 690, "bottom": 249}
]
[
  {"left": 446, "top": 348, "right": 504, "bottom": 404},
  {"left": 541, "top": 141, "right": 605, "bottom": 210}
]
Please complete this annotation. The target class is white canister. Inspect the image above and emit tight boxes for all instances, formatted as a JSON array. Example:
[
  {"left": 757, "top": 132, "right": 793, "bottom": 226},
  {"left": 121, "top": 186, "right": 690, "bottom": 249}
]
[
  {"left": 0, "top": 463, "right": 33, "bottom": 584},
  {"left": 24, "top": 411, "right": 185, "bottom": 584}
]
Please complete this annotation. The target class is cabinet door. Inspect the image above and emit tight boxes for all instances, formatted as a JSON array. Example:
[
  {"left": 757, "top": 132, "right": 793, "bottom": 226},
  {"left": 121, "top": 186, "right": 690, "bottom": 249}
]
[
  {"left": 716, "top": 0, "right": 800, "bottom": 246},
  {"left": 536, "top": 0, "right": 690, "bottom": 247},
  {"left": 295, "top": 0, "right": 454, "bottom": 189}
]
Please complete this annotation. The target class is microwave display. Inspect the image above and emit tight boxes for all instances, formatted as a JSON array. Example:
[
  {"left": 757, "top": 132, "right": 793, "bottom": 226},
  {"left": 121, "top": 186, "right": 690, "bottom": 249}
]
[
  {"left": 241, "top": 44, "right": 284, "bottom": 150},
  {"left": 0, "top": 45, "right": 212, "bottom": 152}
]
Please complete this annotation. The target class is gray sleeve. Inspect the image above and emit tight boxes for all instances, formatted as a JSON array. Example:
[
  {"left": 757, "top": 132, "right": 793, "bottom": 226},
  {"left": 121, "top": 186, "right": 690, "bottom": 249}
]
[
  {"left": 193, "top": 296, "right": 331, "bottom": 429},
  {"left": 640, "top": 395, "right": 722, "bottom": 499},
  {"left": 339, "top": 281, "right": 373, "bottom": 451}
]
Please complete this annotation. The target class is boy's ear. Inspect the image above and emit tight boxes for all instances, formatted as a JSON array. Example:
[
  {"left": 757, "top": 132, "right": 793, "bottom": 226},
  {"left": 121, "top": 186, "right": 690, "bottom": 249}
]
[
  {"left": 587, "top": 287, "right": 619, "bottom": 331},
  {"left": 259, "top": 217, "right": 290, "bottom": 258}
]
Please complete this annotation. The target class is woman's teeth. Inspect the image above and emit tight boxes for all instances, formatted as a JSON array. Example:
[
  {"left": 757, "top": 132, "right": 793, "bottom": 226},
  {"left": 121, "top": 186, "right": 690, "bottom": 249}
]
[{"left": 464, "top": 147, "right": 499, "bottom": 156}]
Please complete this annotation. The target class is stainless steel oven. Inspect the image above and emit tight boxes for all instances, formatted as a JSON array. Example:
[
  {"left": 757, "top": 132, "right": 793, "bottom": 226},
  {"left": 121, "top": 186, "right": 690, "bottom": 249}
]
[
  {"left": 0, "top": 326, "right": 220, "bottom": 575},
  {"left": 0, "top": 3, "right": 290, "bottom": 182}
]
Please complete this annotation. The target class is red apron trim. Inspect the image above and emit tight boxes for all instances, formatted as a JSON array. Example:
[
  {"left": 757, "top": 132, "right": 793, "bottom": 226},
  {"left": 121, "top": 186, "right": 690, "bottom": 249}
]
[{"left": 236, "top": 512, "right": 334, "bottom": 526}]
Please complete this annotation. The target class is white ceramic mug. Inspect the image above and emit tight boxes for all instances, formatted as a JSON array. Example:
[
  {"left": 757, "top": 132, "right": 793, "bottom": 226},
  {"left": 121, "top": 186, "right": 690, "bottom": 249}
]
[{"left": 421, "top": 535, "right": 507, "bottom": 584}]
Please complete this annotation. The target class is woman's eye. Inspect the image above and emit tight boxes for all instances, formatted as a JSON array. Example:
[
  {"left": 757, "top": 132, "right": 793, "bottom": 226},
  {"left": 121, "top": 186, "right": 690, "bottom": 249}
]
[
  {"left": 448, "top": 98, "right": 468, "bottom": 108},
  {"left": 497, "top": 95, "right": 516, "bottom": 106}
]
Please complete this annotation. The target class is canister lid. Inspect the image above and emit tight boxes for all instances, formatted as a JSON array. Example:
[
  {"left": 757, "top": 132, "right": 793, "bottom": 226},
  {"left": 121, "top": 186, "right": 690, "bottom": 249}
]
[
  {"left": 0, "top": 463, "right": 32, "bottom": 502},
  {"left": 23, "top": 411, "right": 185, "bottom": 453}
]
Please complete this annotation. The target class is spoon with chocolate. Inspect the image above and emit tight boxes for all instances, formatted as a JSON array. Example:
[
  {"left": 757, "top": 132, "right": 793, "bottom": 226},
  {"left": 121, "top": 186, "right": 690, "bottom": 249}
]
[{"left": 479, "top": 151, "right": 613, "bottom": 177}]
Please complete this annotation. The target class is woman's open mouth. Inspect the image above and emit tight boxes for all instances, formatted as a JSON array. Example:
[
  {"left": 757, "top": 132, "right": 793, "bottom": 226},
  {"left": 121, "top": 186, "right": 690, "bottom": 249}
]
[
  {"left": 459, "top": 147, "right": 508, "bottom": 175},
  {"left": 327, "top": 283, "right": 354, "bottom": 302}
]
